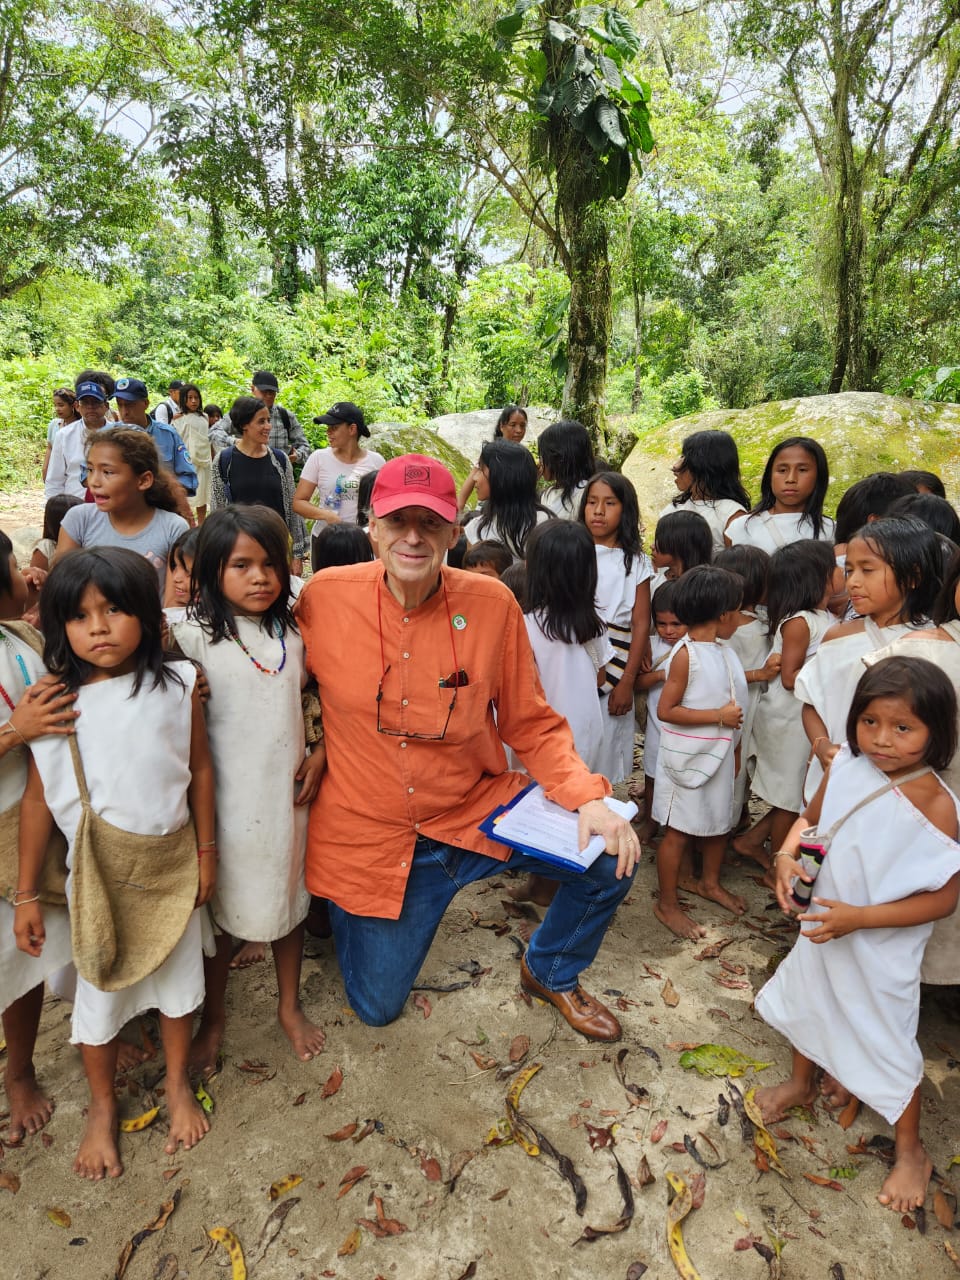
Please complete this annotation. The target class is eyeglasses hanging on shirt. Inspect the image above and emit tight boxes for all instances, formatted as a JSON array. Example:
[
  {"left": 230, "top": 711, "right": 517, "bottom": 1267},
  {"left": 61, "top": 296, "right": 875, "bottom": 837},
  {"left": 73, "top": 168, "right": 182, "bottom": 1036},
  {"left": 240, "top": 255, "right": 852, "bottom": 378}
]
[{"left": 375, "top": 581, "right": 468, "bottom": 741}]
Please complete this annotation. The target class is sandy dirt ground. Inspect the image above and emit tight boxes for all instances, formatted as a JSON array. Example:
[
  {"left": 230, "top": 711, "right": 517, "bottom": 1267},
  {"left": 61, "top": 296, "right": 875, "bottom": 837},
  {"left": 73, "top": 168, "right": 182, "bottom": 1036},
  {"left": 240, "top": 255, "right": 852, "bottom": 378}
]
[{"left": 1, "top": 486, "right": 959, "bottom": 1279}]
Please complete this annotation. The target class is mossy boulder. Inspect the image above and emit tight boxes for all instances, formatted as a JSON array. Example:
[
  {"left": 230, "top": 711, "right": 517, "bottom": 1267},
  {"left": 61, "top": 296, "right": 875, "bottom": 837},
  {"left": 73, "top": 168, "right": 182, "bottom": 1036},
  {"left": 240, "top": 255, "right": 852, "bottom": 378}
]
[
  {"left": 367, "top": 422, "right": 473, "bottom": 486},
  {"left": 622, "top": 392, "right": 960, "bottom": 529},
  {"left": 428, "top": 407, "right": 558, "bottom": 463}
]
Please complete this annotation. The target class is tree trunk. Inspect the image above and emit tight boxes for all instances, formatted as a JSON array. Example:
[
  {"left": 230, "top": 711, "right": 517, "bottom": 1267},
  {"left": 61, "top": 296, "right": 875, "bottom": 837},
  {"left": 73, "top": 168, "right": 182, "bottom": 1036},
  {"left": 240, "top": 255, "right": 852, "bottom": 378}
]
[
  {"left": 557, "top": 183, "right": 611, "bottom": 456},
  {"left": 208, "top": 198, "right": 228, "bottom": 293},
  {"left": 631, "top": 245, "right": 645, "bottom": 411}
]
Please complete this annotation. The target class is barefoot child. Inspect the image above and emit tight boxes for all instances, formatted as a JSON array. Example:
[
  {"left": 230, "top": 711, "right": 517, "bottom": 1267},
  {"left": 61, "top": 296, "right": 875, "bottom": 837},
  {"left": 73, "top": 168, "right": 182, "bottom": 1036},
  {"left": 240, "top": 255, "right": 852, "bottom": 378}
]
[
  {"left": 636, "top": 580, "right": 686, "bottom": 844},
  {"left": 15, "top": 547, "right": 216, "bottom": 1180},
  {"left": 652, "top": 566, "right": 749, "bottom": 939},
  {"left": 172, "top": 506, "right": 326, "bottom": 1070},
  {"left": 756, "top": 657, "right": 960, "bottom": 1214},
  {"left": 580, "top": 471, "right": 652, "bottom": 785},
  {"left": 0, "top": 532, "right": 77, "bottom": 1144}
]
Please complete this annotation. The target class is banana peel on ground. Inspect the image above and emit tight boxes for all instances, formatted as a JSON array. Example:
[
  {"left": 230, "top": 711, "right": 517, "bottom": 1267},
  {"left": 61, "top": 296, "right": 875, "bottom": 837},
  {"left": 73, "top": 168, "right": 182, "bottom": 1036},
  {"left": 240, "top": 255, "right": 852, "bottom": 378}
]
[{"left": 666, "top": 1171, "right": 702, "bottom": 1280}]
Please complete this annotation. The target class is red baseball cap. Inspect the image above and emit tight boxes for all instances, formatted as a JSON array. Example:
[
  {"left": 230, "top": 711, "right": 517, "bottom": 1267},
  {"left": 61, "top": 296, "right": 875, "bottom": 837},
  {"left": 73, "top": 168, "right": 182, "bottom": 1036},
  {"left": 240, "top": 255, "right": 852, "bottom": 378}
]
[{"left": 370, "top": 454, "right": 459, "bottom": 523}]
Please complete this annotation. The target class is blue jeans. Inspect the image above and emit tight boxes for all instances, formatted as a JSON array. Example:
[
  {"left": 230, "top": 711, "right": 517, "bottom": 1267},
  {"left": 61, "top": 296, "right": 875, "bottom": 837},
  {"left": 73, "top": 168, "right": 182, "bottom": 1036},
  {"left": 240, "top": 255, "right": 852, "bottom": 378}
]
[{"left": 328, "top": 836, "right": 635, "bottom": 1026}]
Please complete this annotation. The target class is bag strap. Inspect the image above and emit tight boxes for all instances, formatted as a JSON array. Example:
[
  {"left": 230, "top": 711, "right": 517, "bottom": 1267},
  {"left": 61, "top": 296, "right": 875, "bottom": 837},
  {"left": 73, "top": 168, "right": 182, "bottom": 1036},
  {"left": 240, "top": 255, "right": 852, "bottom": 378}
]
[
  {"left": 942, "top": 619, "right": 960, "bottom": 645},
  {"left": 862, "top": 616, "right": 889, "bottom": 649},
  {"left": 0, "top": 621, "right": 44, "bottom": 659},
  {"left": 67, "top": 734, "right": 92, "bottom": 808},
  {"left": 819, "top": 764, "right": 932, "bottom": 843},
  {"left": 716, "top": 644, "right": 736, "bottom": 702},
  {"left": 761, "top": 512, "right": 789, "bottom": 549}
]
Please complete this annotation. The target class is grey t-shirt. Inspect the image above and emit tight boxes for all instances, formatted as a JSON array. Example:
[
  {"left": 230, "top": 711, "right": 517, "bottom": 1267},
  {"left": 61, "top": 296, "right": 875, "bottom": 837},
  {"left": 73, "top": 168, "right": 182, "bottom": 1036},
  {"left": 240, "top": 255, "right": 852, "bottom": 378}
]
[{"left": 62, "top": 504, "right": 189, "bottom": 594}]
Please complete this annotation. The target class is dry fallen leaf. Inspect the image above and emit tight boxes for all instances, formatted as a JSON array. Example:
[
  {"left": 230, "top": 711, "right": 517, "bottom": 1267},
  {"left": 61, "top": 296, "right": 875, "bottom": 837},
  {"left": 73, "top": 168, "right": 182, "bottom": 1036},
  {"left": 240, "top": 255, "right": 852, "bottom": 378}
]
[
  {"left": 637, "top": 1155, "right": 655, "bottom": 1187},
  {"left": 337, "top": 1165, "right": 368, "bottom": 1198},
  {"left": 292, "top": 1092, "right": 307, "bottom": 1107},
  {"left": 413, "top": 993, "right": 432, "bottom": 1019},
  {"left": 420, "top": 1153, "right": 443, "bottom": 1182},
  {"left": 660, "top": 979, "right": 680, "bottom": 1007},
  {"left": 803, "top": 1173, "right": 844, "bottom": 1191},
  {"left": 509, "top": 1035, "right": 530, "bottom": 1063},
  {"left": 47, "top": 1208, "right": 71, "bottom": 1228},
  {"left": 337, "top": 1227, "right": 362, "bottom": 1256},
  {"left": 0, "top": 1172, "right": 20, "bottom": 1194},
  {"left": 934, "top": 1188, "right": 956, "bottom": 1231},
  {"left": 268, "top": 1174, "right": 303, "bottom": 1201},
  {"left": 651, "top": 1120, "right": 668, "bottom": 1144},
  {"left": 161, "top": 1167, "right": 181, "bottom": 1181},
  {"left": 321, "top": 1066, "right": 344, "bottom": 1099},
  {"left": 489, "top": 1188, "right": 509, "bottom": 1202},
  {"left": 325, "top": 1122, "right": 358, "bottom": 1141}
]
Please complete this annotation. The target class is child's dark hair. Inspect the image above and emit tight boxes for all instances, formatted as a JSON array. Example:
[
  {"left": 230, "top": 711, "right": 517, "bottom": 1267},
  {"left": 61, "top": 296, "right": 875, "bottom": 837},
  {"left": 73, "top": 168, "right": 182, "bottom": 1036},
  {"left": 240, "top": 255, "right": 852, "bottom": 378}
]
[
  {"left": 447, "top": 532, "right": 467, "bottom": 570},
  {"left": 833, "top": 472, "right": 914, "bottom": 544},
  {"left": 933, "top": 547, "right": 960, "bottom": 624},
  {"left": 462, "top": 540, "right": 513, "bottom": 576},
  {"left": 764, "top": 540, "right": 835, "bottom": 637},
  {"left": 847, "top": 656, "right": 957, "bottom": 772},
  {"left": 713, "top": 544, "right": 769, "bottom": 609},
  {"left": 900, "top": 469, "right": 946, "bottom": 499},
  {"left": 670, "top": 564, "right": 742, "bottom": 627},
  {"left": 848, "top": 516, "right": 943, "bottom": 624},
  {"left": 312, "top": 522, "right": 375, "bottom": 569},
  {"left": 749, "top": 436, "right": 830, "bottom": 538},
  {"left": 476, "top": 439, "right": 550, "bottom": 559},
  {"left": 42, "top": 494, "right": 83, "bottom": 543},
  {"left": 887, "top": 493, "right": 960, "bottom": 545},
  {"left": 0, "top": 530, "right": 13, "bottom": 597},
  {"left": 190, "top": 506, "right": 294, "bottom": 641},
  {"left": 355, "top": 468, "right": 380, "bottom": 529},
  {"left": 168, "top": 526, "right": 200, "bottom": 571},
  {"left": 500, "top": 561, "right": 527, "bottom": 607},
  {"left": 537, "top": 420, "right": 595, "bottom": 504},
  {"left": 653, "top": 510, "right": 712, "bottom": 573},
  {"left": 671, "top": 430, "right": 750, "bottom": 509},
  {"left": 524, "top": 521, "right": 604, "bottom": 645},
  {"left": 74, "top": 369, "right": 116, "bottom": 398},
  {"left": 204, "top": 403, "right": 223, "bottom": 421},
  {"left": 87, "top": 428, "right": 180, "bottom": 513},
  {"left": 494, "top": 404, "right": 527, "bottom": 437},
  {"left": 651, "top": 577, "right": 680, "bottom": 619},
  {"left": 578, "top": 471, "right": 644, "bottom": 573},
  {"left": 180, "top": 382, "right": 203, "bottom": 412},
  {"left": 40, "top": 547, "right": 181, "bottom": 694}
]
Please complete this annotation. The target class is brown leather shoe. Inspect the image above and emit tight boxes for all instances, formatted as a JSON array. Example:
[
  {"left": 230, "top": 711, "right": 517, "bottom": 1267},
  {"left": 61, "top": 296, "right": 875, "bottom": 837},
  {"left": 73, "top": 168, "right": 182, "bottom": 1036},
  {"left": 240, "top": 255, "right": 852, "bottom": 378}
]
[{"left": 519, "top": 957, "right": 622, "bottom": 1042}]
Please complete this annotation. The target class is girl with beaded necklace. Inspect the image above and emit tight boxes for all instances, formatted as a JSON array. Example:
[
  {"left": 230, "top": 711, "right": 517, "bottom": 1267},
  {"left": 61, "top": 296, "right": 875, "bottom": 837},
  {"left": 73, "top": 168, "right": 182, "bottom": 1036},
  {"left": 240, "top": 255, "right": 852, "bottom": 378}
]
[{"left": 171, "top": 506, "right": 326, "bottom": 1073}]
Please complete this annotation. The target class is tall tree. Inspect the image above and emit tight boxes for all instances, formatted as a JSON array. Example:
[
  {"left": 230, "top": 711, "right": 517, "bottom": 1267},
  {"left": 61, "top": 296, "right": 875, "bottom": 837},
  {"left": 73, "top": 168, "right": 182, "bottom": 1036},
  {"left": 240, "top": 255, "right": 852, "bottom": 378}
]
[{"left": 731, "top": 0, "right": 960, "bottom": 391}]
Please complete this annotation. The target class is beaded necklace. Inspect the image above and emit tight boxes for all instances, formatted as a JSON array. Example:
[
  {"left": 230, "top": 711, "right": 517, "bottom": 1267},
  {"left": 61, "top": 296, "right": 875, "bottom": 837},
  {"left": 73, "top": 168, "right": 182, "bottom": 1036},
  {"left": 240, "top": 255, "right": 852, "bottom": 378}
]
[
  {"left": 0, "top": 628, "right": 33, "bottom": 712},
  {"left": 229, "top": 618, "right": 287, "bottom": 676}
]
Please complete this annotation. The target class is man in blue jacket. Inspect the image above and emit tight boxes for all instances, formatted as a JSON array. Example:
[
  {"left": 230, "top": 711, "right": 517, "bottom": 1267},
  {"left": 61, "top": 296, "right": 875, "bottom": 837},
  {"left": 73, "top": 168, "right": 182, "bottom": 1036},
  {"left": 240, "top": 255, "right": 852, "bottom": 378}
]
[{"left": 112, "top": 376, "right": 198, "bottom": 522}]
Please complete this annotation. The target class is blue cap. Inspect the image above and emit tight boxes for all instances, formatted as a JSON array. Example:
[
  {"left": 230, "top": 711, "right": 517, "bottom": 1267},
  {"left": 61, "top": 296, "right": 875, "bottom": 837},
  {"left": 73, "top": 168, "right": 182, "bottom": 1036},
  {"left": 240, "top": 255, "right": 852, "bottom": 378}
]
[
  {"left": 75, "top": 380, "right": 107, "bottom": 402},
  {"left": 113, "top": 377, "right": 149, "bottom": 402}
]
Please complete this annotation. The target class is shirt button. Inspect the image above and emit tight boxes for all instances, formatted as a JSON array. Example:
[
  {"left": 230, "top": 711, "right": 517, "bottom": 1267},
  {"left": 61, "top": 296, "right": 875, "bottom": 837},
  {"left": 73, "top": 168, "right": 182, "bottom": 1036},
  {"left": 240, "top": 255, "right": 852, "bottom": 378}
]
[
  {"left": 408, "top": 786, "right": 415, "bottom": 794},
  {"left": 414, "top": 822, "right": 420, "bottom": 830},
  {"left": 402, "top": 652, "right": 410, "bottom": 659},
  {"left": 403, "top": 617, "right": 410, "bottom": 624},
  {"left": 400, "top": 741, "right": 407, "bottom": 749},
  {"left": 402, "top": 698, "right": 409, "bottom": 706},
  {"left": 400, "top": 860, "right": 408, "bottom": 868}
]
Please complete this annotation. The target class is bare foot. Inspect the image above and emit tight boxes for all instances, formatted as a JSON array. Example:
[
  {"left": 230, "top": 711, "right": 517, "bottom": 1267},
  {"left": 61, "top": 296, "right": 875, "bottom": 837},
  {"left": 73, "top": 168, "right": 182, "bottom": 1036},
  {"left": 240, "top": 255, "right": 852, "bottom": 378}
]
[
  {"left": 278, "top": 1006, "right": 326, "bottom": 1062},
  {"left": 878, "top": 1141, "right": 932, "bottom": 1212},
  {"left": 731, "top": 833, "right": 771, "bottom": 869},
  {"left": 4, "top": 1068, "right": 53, "bottom": 1142},
  {"left": 164, "top": 1079, "right": 210, "bottom": 1154},
  {"left": 74, "top": 1098, "right": 122, "bottom": 1180},
  {"left": 654, "top": 900, "right": 707, "bottom": 940},
  {"left": 754, "top": 1078, "right": 818, "bottom": 1124},
  {"left": 115, "top": 1039, "right": 149, "bottom": 1075},
  {"left": 820, "top": 1073, "right": 852, "bottom": 1109},
  {"left": 507, "top": 875, "right": 557, "bottom": 907},
  {"left": 637, "top": 819, "right": 658, "bottom": 845},
  {"left": 229, "top": 940, "right": 266, "bottom": 969},
  {"left": 686, "top": 879, "right": 747, "bottom": 915},
  {"left": 189, "top": 1019, "right": 224, "bottom": 1080}
]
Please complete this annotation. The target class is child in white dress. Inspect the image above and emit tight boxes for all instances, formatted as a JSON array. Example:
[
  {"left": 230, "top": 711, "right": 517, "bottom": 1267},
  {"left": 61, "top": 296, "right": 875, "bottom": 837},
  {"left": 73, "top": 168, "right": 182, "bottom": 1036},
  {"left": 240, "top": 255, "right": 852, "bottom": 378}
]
[
  {"left": 650, "top": 509, "right": 713, "bottom": 586},
  {"left": 636, "top": 580, "right": 686, "bottom": 844},
  {"left": 653, "top": 566, "right": 749, "bottom": 939},
  {"left": 727, "top": 436, "right": 835, "bottom": 552},
  {"left": 579, "top": 471, "right": 652, "bottom": 784},
  {"left": 741, "top": 541, "right": 835, "bottom": 860},
  {"left": 0, "top": 533, "right": 77, "bottom": 1145},
  {"left": 756, "top": 657, "right": 960, "bottom": 1216},
  {"left": 16, "top": 547, "right": 216, "bottom": 1180},
  {"left": 172, "top": 506, "right": 325, "bottom": 1071},
  {"left": 795, "top": 517, "right": 942, "bottom": 802},
  {"left": 660, "top": 429, "right": 751, "bottom": 553}
]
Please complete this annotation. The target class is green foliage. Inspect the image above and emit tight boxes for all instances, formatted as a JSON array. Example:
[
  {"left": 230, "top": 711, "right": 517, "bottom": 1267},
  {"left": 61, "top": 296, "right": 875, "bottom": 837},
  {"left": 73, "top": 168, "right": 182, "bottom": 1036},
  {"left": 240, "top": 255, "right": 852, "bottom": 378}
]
[{"left": 899, "top": 365, "right": 960, "bottom": 404}]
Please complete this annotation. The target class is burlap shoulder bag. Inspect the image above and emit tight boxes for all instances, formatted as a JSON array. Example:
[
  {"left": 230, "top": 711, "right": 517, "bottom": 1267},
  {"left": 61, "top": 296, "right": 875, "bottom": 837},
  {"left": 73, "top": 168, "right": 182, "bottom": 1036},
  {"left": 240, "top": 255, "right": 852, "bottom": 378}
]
[
  {"left": 68, "top": 735, "right": 198, "bottom": 992},
  {"left": 0, "top": 621, "right": 68, "bottom": 905}
]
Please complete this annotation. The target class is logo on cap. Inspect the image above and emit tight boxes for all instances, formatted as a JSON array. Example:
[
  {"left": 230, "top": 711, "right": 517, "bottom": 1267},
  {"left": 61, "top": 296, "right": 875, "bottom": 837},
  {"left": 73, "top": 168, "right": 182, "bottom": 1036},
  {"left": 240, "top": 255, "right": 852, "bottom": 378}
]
[{"left": 404, "top": 465, "right": 431, "bottom": 486}]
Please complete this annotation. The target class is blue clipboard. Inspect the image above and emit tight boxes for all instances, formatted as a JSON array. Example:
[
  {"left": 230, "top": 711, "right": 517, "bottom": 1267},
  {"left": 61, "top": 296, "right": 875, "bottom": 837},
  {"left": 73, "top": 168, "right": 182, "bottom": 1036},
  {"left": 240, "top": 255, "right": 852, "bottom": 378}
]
[{"left": 479, "top": 781, "right": 591, "bottom": 873}]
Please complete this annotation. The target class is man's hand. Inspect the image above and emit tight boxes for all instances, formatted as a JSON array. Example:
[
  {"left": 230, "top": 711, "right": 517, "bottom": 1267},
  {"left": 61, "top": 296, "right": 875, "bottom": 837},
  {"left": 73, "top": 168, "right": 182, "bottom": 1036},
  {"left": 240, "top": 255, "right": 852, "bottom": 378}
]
[{"left": 577, "top": 798, "right": 640, "bottom": 880}]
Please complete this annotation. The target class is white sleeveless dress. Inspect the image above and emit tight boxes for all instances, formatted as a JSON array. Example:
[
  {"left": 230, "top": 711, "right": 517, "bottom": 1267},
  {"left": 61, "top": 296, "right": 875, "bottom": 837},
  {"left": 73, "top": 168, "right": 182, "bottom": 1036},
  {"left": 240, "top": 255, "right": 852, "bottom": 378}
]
[
  {"left": 751, "top": 609, "right": 833, "bottom": 812},
  {"left": 756, "top": 747, "right": 960, "bottom": 1123},
  {"left": 594, "top": 547, "right": 653, "bottom": 784},
  {"left": 642, "top": 633, "right": 673, "bottom": 780},
  {"left": 866, "top": 624, "right": 960, "bottom": 983},
  {"left": 173, "top": 616, "right": 310, "bottom": 941},
  {"left": 721, "top": 613, "right": 771, "bottom": 809},
  {"left": 30, "top": 665, "right": 205, "bottom": 1046},
  {"left": 727, "top": 511, "right": 835, "bottom": 554},
  {"left": 652, "top": 637, "right": 748, "bottom": 836},
  {"left": 658, "top": 497, "right": 747, "bottom": 554},
  {"left": 793, "top": 619, "right": 921, "bottom": 803},
  {"left": 0, "top": 628, "right": 72, "bottom": 1014}
]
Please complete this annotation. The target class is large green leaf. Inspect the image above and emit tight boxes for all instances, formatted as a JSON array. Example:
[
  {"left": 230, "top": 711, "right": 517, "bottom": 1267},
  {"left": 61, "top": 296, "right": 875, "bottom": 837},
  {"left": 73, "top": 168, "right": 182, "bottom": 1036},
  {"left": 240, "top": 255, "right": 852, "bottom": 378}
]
[
  {"left": 546, "top": 18, "right": 576, "bottom": 43},
  {"left": 595, "top": 97, "right": 627, "bottom": 147},
  {"left": 604, "top": 7, "right": 641, "bottom": 57},
  {"left": 678, "top": 1044, "right": 773, "bottom": 1078},
  {"left": 494, "top": 11, "right": 526, "bottom": 40},
  {"left": 598, "top": 53, "right": 622, "bottom": 89}
]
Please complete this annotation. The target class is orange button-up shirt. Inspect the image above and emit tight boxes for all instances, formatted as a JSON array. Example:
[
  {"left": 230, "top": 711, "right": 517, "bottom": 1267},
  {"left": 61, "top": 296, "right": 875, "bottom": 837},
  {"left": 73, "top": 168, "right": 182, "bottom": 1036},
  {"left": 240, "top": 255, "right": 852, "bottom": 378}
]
[{"left": 297, "top": 562, "right": 610, "bottom": 918}]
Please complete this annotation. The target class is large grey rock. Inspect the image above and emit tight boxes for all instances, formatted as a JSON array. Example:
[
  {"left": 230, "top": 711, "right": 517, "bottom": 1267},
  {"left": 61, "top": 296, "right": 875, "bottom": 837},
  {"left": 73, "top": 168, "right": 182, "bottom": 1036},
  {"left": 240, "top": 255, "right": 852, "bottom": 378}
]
[
  {"left": 621, "top": 391, "right": 960, "bottom": 529},
  {"left": 367, "top": 422, "right": 473, "bottom": 485},
  {"left": 428, "top": 406, "right": 558, "bottom": 462}
]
